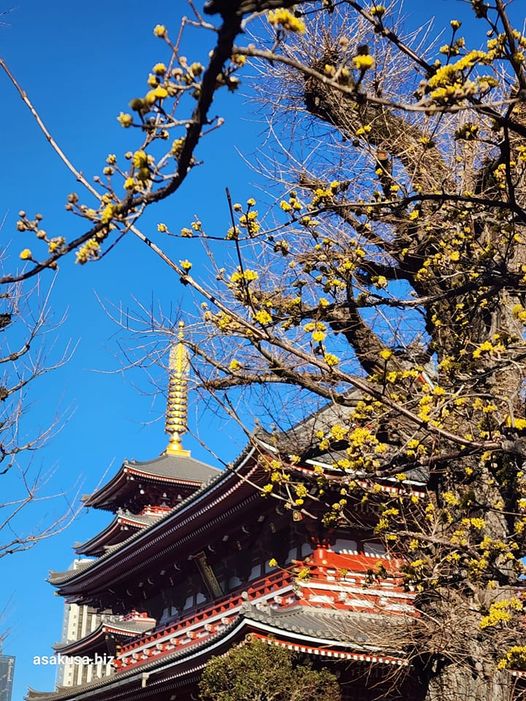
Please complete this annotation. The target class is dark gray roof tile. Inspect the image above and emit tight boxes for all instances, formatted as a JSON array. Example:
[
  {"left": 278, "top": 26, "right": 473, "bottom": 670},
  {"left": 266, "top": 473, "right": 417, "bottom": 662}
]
[
  {"left": 242, "top": 603, "right": 408, "bottom": 651},
  {"left": 126, "top": 453, "right": 221, "bottom": 483}
]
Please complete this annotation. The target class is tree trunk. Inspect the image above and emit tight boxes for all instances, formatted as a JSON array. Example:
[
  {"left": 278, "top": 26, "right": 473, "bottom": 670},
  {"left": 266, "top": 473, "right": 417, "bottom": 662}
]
[{"left": 419, "top": 662, "right": 515, "bottom": 701}]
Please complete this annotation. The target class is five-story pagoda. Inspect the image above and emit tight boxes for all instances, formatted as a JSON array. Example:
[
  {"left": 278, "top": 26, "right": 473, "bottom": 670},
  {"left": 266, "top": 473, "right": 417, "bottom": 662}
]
[{"left": 28, "top": 323, "right": 423, "bottom": 701}]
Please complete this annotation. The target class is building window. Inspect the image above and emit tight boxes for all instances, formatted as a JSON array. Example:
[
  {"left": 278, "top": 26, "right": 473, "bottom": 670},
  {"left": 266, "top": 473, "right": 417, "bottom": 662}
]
[
  {"left": 333, "top": 538, "right": 358, "bottom": 554},
  {"left": 228, "top": 576, "right": 242, "bottom": 591},
  {"left": 285, "top": 546, "right": 297, "bottom": 564},
  {"left": 301, "top": 542, "right": 313, "bottom": 557},
  {"left": 363, "top": 541, "right": 386, "bottom": 557}
]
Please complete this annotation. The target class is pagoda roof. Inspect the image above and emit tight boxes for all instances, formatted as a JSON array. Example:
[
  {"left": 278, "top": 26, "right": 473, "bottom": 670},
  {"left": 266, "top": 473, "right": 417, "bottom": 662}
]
[
  {"left": 258, "top": 393, "right": 428, "bottom": 484},
  {"left": 54, "top": 616, "right": 156, "bottom": 656},
  {"left": 75, "top": 508, "right": 170, "bottom": 557},
  {"left": 126, "top": 454, "right": 220, "bottom": 483},
  {"left": 84, "top": 453, "right": 221, "bottom": 512},
  {"left": 49, "top": 437, "right": 422, "bottom": 598},
  {"left": 48, "top": 444, "right": 255, "bottom": 591},
  {"left": 25, "top": 604, "right": 409, "bottom": 701},
  {"left": 50, "top": 559, "right": 95, "bottom": 581},
  {"left": 238, "top": 602, "right": 407, "bottom": 650}
]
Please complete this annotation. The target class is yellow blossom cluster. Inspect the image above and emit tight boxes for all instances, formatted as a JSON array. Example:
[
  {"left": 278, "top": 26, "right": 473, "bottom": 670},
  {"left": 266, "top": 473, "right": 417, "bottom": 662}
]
[
  {"left": 280, "top": 191, "right": 303, "bottom": 214},
  {"left": 238, "top": 209, "right": 260, "bottom": 237},
  {"left": 498, "top": 646, "right": 526, "bottom": 670},
  {"left": 352, "top": 54, "right": 375, "bottom": 71},
  {"left": 230, "top": 268, "right": 259, "bottom": 284},
  {"left": 304, "top": 321, "right": 326, "bottom": 343},
  {"left": 480, "top": 598, "right": 523, "bottom": 630},
  {"left": 76, "top": 238, "right": 102, "bottom": 264},
  {"left": 254, "top": 310, "right": 272, "bottom": 325},
  {"left": 267, "top": 8, "right": 305, "bottom": 33},
  {"left": 472, "top": 337, "right": 506, "bottom": 359},
  {"left": 424, "top": 50, "right": 498, "bottom": 104}
]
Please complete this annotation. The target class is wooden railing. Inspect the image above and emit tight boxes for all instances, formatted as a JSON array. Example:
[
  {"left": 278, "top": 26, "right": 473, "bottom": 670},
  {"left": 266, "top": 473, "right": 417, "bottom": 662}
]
[
  {"left": 118, "top": 568, "right": 294, "bottom": 657},
  {"left": 115, "top": 552, "right": 414, "bottom": 670}
]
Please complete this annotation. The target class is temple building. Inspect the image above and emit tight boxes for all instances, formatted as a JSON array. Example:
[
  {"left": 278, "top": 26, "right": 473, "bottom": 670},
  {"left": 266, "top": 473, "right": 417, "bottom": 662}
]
[{"left": 28, "top": 323, "right": 431, "bottom": 701}]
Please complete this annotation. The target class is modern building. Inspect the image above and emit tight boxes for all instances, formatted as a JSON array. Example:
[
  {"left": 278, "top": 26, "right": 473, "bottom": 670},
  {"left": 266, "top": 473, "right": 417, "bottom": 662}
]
[
  {"left": 55, "top": 561, "right": 114, "bottom": 688},
  {"left": 0, "top": 652, "right": 15, "bottom": 701}
]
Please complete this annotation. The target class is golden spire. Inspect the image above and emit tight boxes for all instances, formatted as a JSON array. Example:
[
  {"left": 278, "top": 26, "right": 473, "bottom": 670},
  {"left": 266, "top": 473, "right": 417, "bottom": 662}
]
[{"left": 165, "top": 321, "right": 191, "bottom": 457}]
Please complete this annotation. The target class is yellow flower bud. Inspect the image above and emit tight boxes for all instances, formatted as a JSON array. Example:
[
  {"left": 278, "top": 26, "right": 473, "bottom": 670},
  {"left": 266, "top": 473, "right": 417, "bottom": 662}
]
[
  {"left": 117, "top": 112, "right": 133, "bottom": 128},
  {"left": 153, "top": 24, "right": 167, "bottom": 38}
]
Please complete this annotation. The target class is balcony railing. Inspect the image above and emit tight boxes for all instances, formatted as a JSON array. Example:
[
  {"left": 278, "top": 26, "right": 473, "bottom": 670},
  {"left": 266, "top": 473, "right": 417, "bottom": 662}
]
[
  {"left": 119, "top": 568, "right": 294, "bottom": 657},
  {"left": 115, "top": 552, "right": 415, "bottom": 672}
]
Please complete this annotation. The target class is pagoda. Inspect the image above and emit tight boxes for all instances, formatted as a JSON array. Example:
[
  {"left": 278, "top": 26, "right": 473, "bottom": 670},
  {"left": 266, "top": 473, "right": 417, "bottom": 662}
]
[{"left": 28, "top": 323, "right": 440, "bottom": 701}]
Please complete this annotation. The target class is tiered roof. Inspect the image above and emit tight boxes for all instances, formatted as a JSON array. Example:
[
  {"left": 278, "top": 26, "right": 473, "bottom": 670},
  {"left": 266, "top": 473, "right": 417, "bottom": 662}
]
[
  {"left": 31, "top": 548, "right": 416, "bottom": 701},
  {"left": 47, "top": 443, "right": 260, "bottom": 598},
  {"left": 36, "top": 413, "right": 427, "bottom": 701},
  {"left": 75, "top": 506, "right": 172, "bottom": 557},
  {"left": 53, "top": 613, "right": 156, "bottom": 658},
  {"left": 82, "top": 454, "right": 219, "bottom": 513}
]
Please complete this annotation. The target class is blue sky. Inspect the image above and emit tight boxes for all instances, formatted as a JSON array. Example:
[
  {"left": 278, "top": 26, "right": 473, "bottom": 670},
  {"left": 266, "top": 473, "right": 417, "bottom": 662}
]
[
  {"left": 0, "top": 1, "right": 516, "bottom": 698},
  {"left": 0, "top": 2, "right": 261, "bottom": 696}
]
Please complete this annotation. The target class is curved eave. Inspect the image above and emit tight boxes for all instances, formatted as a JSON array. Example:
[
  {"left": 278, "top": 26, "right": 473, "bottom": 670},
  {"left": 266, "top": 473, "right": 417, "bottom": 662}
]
[
  {"left": 84, "top": 452, "right": 221, "bottom": 512},
  {"left": 75, "top": 519, "right": 141, "bottom": 557},
  {"left": 255, "top": 436, "right": 426, "bottom": 494},
  {"left": 75, "top": 511, "right": 165, "bottom": 557},
  {"left": 49, "top": 560, "right": 94, "bottom": 585},
  {"left": 84, "top": 467, "right": 202, "bottom": 511},
  {"left": 256, "top": 393, "right": 430, "bottom": 487},
  {"left": 54, "top": 620, "right": 156, "bottom": 656},
  {"left": 53, "top": 624, "right": 114, "bottom": 656},
  {"left": 25, "top": 607, "right": 409, "bottom": 701},
  {"left": 116, "top": 613, "right": 409, "bottom": 677}
]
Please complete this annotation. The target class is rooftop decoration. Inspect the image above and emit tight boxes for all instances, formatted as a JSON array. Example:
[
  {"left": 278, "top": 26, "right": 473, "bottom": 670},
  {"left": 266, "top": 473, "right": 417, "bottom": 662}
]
[{"left": 165, "top": 321, "right": 190, "bottom": 457}]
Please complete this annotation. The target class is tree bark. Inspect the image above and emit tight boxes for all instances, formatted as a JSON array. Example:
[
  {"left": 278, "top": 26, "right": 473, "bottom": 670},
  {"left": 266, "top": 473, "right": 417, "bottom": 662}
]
[{"left": 420, "top": 663, "right": 514, "bottom": 701}]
